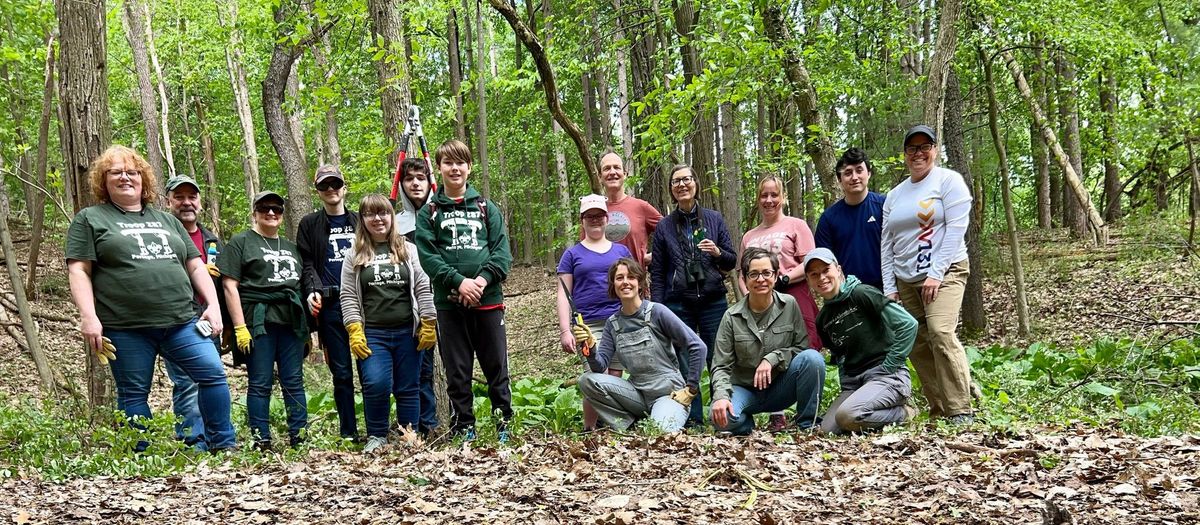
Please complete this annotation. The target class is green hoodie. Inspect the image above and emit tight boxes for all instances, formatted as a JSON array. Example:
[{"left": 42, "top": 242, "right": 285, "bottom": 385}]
[
  {"left": 815, "top": 275, "right": 917, "bottom": 376},
  {"left": 415, "top": 184, "right": 512, "bottom": 310}
]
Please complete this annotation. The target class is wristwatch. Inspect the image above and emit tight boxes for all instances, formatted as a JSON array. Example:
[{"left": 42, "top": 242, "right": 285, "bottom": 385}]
[
  {"left": 775, "top": 274, "right": 789, "bottom": 289},
  {"left": 687, "top": 384, "right": 700, "bottom": 396}
]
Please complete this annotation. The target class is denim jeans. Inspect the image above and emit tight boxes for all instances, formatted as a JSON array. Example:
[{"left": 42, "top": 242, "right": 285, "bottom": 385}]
[
  {"left": 106, "top": 320, "right": 236, "bottom": 450},
  {"left": 162, "top": 359, "right": 204, "bottom": 448},
  {"left": 246, "top": 323, "right": 307, "bottom": 442},
  {"left": 359, "top": 326, "right": 420, "bottom": 438},
  {"left": 318, "top": 304, "right": 358, "bottom": 438},
  {"left": 715, "top": 349, "right": 826, "bottom": 435},
  {"left": 418, "top": 346, "right": 438, "bottom": 433},
  {"left": 666, "top": 297, "right": 727, "bottom": 425}
]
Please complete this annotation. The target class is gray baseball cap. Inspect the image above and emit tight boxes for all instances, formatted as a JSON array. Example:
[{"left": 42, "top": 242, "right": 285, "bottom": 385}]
[
  {"left": 252, "top": 191, "right": 287, "bottom": 207},
  {"left": 802, "top": 247, "right": 839, "bottom": 271}
]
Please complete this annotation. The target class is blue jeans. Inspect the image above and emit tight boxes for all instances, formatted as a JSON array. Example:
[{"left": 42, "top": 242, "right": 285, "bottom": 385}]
[
  {"left": 318, "top": 304, "right": 358, "bottom": 438},
  {"left": 106, "top": 320, "right": 235, "bottom": 450},
  {"left": 358, "top": 326, "right": 420, "bottom": 437},
  {"left": 246, "top": 323, "right": 307, "bottom": 442},
  {"left": 163, "top": 360, "right": 204, "bottom": 449},
  {"left": 715, "top": 349, "right": 826, "bottom": 435},
  {"left": 666, "top": 298, "right": 727, "bottom": 425},
  {"left": 419, "top": 346, "right": 438, "bottom": 433}
]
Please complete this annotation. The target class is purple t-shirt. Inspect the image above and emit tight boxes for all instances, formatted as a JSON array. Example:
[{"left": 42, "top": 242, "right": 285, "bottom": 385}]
[{"left": 557, "top": 241, "right": 633, "bottom": 324}]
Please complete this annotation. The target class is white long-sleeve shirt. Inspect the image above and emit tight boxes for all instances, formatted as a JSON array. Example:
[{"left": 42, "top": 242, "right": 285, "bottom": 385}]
[{"left": 880, "top": 166, "right": 972, "bottom": 296}]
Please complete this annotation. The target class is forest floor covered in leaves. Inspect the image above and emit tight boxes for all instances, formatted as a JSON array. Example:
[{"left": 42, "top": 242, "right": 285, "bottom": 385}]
[{"left": 1, "top": 219, "right": 1199, "bottom": 523}]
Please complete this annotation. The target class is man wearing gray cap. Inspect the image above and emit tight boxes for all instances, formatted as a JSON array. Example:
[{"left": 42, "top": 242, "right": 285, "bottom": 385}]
[{"left": 163, "top": 175, "right": 227, "bottom": 449}]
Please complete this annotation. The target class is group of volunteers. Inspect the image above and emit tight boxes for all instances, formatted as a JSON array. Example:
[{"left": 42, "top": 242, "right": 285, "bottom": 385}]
[
  {"left": 67, "top": 122, "right": 973, "bottom": 452},
  {"left": 559, "top": 124, "right": 975, "bottom": 434}
]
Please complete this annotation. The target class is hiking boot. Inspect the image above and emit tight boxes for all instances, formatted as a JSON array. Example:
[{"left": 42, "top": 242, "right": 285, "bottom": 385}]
[
  {"left": 253, "top": 440, "right": 273, "bottom": 452},
  {"left": 767, "top": 414, "right": 789, "bottom": 433},
  {"left": 363, "top": 436, "right": 388, "bottom": 454},
  {"left": 945, "top": 413, "right": 975, "bottom": 426},
  {"left": 289, "top": 436, "right": 306, "bottom": 449}
]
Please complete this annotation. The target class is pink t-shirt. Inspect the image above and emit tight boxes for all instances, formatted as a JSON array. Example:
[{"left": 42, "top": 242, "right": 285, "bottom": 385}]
[
  {"left": 603, "top": 195, "right": 662, "bottom": 267},
  {"left": 740, "top": 216, "right": 815, "bottom": 275}
]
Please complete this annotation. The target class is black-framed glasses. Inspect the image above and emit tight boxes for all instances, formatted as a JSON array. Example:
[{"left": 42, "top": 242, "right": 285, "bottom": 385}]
[
  {"left": 316, "top": 179, "right": 344, "bottom": 191},
  {"left": 904, "top": 143, "right": 935, "bottom": 155},
  {"left": 256, "top": 205, "right": 284, "bottom": 215},
  {"left": 670, "top": 176, "right": 694, "bottom": 187},
  {"left": 747, "top": 270, "right": 775, "bottom": 281}
]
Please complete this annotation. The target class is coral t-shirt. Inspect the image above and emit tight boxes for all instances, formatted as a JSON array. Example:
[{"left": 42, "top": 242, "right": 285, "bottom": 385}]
[
  {"left": 603, "top": 195, "right": 662, "bottom": 267},
  {"left": 739, "top": 216, "right": 816, "bottom": 276}
]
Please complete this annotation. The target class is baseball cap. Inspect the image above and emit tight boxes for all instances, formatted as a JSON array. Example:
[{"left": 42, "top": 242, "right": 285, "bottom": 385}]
[
  {"left": 579, "top": 194, "right": 607, "bottom": 215},
  {"left": 252, "top": 191, "right": 287, "bottom": 207},
  {"left": 314, "top": 164, "right": 343, "bottom": 184},
  {"left": 164, "top": 175, "right": 200, "bottom": 193},
  {"left": 903, "top": 124, "right": 937, "bottom": 146},
  {"left": 802, "top": 247, "right": 839, "bottom": 271}
]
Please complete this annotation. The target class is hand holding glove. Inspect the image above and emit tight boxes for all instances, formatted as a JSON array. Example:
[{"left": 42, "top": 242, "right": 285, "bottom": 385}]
[
  {"left": 346, "top": 322, "right": 371, "bottom": 359},
  {"left": 234, "top": 324, "right": 252, "bottom": 354},
  {"left": 570, "top": 317, "right": 595, "bottom": 356},
  {"left": 206, "top": 263, "right": 220, "bottom": 278},
  {"left": 95, "top": 336, "right": 117, "bottom": 366},
  {"left": 669, "top": 385, "right": 699, "bottom": 407},
  {"left": 417, "top": 319, "right": 437, "bottom": 351}
]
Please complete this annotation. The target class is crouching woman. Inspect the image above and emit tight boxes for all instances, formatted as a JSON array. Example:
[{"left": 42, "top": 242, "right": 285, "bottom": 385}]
[
  {"left": 804, "top": 248, "right": 917, "bottom": 434},
  {"left": 576, "top": 258, "right": 706, "bottom": 432}
]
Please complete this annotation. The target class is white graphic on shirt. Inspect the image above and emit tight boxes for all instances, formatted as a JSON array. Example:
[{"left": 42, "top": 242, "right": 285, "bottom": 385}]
[
  {"left": 119, "top": 221, "right": 177, "bottom": 261},
  {"left": 867, "top": 216, "right": 877, "bottom": 223},
  {"left": 366, "top": 253, "right": 406, "bottom": 287},
  {"left": 745, "top": 231, "right": 788, "bottom": 255},
  {"left": 260, "top": 247, "right": 299, "bottom": 283},
  {"left": 439, "top": 208, "right": 485, "bottom": 251},
  {"left": 328, "top": 226, "right": 355, "bottom": 262},
  {"left": 605, "top": 210, "right": 631, "bottom": 242}
]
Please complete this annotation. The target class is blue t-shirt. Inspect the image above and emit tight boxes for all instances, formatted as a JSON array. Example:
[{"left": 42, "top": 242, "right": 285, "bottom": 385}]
[
  {"left": 814, "top": 192, "right": 885, "bottom": 291},
  {"left": 324, "top": 214, "right": 355, "bottom": 286},
  {"left": 556, "top": 241, "right": 633, "bottom": 324}
]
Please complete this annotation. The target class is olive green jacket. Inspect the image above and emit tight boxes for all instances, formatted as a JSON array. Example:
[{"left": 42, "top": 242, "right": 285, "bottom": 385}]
[{"left": 710, "top": 292, "right": 812, "bottom": 401}]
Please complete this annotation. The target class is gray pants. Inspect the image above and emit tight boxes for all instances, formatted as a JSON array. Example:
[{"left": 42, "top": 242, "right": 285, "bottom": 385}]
[
  {"left": 820, "top": 365, "right": 912, "bottom": 435},
  {"left": 577, "top": 373, "right": 687, "bottom": 432}
]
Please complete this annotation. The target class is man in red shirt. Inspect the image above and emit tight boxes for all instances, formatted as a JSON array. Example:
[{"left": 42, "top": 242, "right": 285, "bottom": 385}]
[{"left": 597, "top": 151, "right": 662, "bottom": 266}]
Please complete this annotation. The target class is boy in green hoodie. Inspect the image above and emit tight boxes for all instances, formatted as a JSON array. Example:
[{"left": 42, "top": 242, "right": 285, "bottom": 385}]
[
  {"left": 415, "top": 140, "right": 513, "bottom": 441},
  {"left": 804, "top": 248, "right": 918, "bottom": 434}
]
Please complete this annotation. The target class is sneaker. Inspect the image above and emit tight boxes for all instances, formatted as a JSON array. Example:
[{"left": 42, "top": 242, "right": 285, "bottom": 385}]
[
  {"left": 945, "top": 413, "right": 975, "bottom": 425},
  {"left": 363, "top": 436, "right": 388, "bottom": 454},
  {"left": 253, "top": 440, "right": 273, "bottom": 452},
  {"left": 289, "top": 436, "right": 305, "bottom": 449},
  {"left": 767, "top": 414, "right": 789, "bottom": 433},
  {"left": 456, "top": 426, "right": 477, "bottom": 442},
  {"left": 497, "top": 429, "right": 511, "bottom": 444}
]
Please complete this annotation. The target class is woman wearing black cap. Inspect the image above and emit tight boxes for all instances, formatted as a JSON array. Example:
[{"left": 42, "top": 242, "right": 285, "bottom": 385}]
[
  {"left": 220, "top": 191, "right": 310, "bottom": 449},
  {"left": 880, "top": 125, "right": 975, "bottom": 424}
]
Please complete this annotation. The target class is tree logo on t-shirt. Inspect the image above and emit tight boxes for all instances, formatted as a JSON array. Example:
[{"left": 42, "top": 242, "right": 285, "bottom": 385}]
[
  {"left": 605, "top": 211, "right": 631, "bottom": 243},
  {"left": 439, "top": 210, "right": 484, "bottom": 251},
  {"left": 367, "top": 254, "right": 404, "bottom": 286},
  {"left": 120, "top": 222, "right": 177, "bottom": 261},
  {"left": 263, "top": 250, "right": 299, "bottom": 283}
]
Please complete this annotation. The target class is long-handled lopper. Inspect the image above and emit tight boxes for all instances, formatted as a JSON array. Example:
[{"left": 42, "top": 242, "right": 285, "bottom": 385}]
[{"left": 389, "top": 105, "right": 434, "bottom": 203}]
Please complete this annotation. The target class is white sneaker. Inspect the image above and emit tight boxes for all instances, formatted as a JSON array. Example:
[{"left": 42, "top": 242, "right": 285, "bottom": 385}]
[{"left": 363, "top": 436, "right": 388, "bottom": 453}]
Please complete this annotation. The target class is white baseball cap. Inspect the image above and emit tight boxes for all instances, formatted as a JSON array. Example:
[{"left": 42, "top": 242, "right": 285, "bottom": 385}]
[{"left": 579, "top": 194, "right": 607, "bottom": 215}]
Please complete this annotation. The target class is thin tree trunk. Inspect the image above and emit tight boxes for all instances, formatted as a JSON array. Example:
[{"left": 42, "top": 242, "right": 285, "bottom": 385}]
[
  {"left": 448, "top": 8, "right": 467, "bottom": 142},
  {"left": 174, "top": 13, "right": 198, "bottom": 179},
  {"left": 1100, "top": 68, "right": 1121, "bottom": 223},
  {"left": 981, "top": 48, "right": 1030, "bottom": 336},
  {"left": 593, "top": 31, "right": 613, "bottom": 147},
  {"left": 195, "top": 99, "right": 221, "bottom": 236},
  {"left": 1047, "top": 56, "right": 1061, "bottom": 225},
  {"left": 25, "top": 31, "right": 55, "bottom": 296},
  {"left": 475, "top": 0, "right": 490, "bottom": 196},
  {"left": 921, "top": 0, "right": 961, "bottom": 139},
  {"left": 719, "top": 101, "right": 741, "bottom": 240},
  {"left": 0, "top": 181, "right": 55, "bottom": 393},
  {"left": 1187, "top": 137, "right": 1200, "bottom": 250},
  {"left": 304, "top": 0, "right": 341, "bottom": 167},
  {"left": 263, "top": 2, "right": 316, "bottom": 238},
  {"left": 1055, "top": 54, "right": 1088, "bottom": 239},
  {"left": 217, "top": 0, "right": 261, "bottom": 204},
  {"left": 943, "top": 70, "right": 986, "bottom": 335},
  {"left": 1029, "top": 43, "right": 1052, "bottom": 229},
  {"left": 142, "top": 1, "right": 176, "bottom": 180},
  {"left": 1000, "top": 46, "right": 1107, "bottom": 245},
  {"left": 674, "top": 0, "right": 713, "bottom": 185},
  {"left": 57, "top": 0, "right": 113, "bottom": 408},
  {"left": 121, "top": 0, "right": 166, "bottom": 181},
  {"left": 613, "top": 0, "right": 635, "bottom": 178},
  {"left": 368, "top": 0, "right": 413, "bottom": 167}
]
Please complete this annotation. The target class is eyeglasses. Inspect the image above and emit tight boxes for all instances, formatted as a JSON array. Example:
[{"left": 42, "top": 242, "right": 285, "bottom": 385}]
[
  {"left": 904, "top": 143, "right": 935, "bottom": 155},
  {"left": 315, "top": 179, "right": 345, "bottom": 191},
  {"left": 362, "top": 212, "right": 391, "bottom": 221},
  {"left": 747, "top": 270, "right": 775, "bottom": 281},
  {"left": 106, "top": 169, "right": 139, "bottom": 179},
  {"left": 255, "top": 205, "right": 284, "bottom": 215},
  {"left": 670, "top": 176, "right": 694, "bottom": 187}
]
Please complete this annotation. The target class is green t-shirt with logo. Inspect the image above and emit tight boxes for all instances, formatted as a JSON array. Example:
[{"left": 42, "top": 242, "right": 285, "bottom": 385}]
[
  {"left": 359, "top": 242, "right": 414, "bottom": 328},
  {"left": 219, "top": 230, "right": 302, "bottom": 326},
  {"left": 65, "top": 204, "right": 201, "bottom": 329}
]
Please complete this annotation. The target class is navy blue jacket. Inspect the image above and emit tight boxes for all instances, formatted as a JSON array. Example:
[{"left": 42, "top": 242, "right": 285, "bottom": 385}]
[{"left": 650, "top": 204, "right": 737, "bottom": 304}]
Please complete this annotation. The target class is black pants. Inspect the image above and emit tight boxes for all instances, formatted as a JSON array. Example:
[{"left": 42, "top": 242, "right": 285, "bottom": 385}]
[{"left": 437, "top": 307, "right": 512, "bottom": 431}]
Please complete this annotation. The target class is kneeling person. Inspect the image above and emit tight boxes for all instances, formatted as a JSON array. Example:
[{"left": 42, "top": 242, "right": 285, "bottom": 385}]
[
  {"left": 805, "top": 248, "right": 917, "bottom": 434},
  {"left": 711, "top": 248, "right": 826, "bottom": 435},
  {"left": 577, "top": 258, "right": 705, "bottom": 432}
]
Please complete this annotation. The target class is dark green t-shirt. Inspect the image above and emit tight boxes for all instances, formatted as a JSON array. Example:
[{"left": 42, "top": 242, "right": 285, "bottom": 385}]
[
  {"left": 359, "top": 242, "right": 414, "bottom": 328},
  {"left": 815, "top": 284, "right": 892, "bottom": 376},
  {"left": 65, "top": 204, "right": 201, "bottom": 329},
  {"left": 219, "top": 230, "right": 302, "bottom": 326}
]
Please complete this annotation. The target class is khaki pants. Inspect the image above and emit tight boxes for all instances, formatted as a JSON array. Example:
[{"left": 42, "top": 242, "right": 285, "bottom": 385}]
[{"left": 896, "top": 260, "right": 973, "bottom": 417}]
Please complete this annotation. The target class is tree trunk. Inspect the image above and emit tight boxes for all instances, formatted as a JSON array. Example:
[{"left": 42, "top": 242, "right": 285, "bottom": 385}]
[
  {"left": 490, "top": 0, "right": 600, "bottom": 192},
  {"left": 1047, "top": 56, "right": 1062, "bottom": 226},
  {"left": 921, "top": 0, "right": 961, "bottom": 139},
  {"left": 121, "top": 0, "right": 166, "bottom": 182},
  {"left": 674, "top": 0, "right": 713, "bottom": 186},
  {"left": 593, "top": 31, "right": 613, "bottom": 148},
  {"left": 1099, "top": 68, "right": 1121, "bottom": 223},
  {"left": 263, "top": 2, "right": 315, "bottom": 239},
  {"left": 1055, "top": 54, "right": 1088, "bottom": 239},
  {"left": 142, "top": 1, "right": 176, "bottom": 181},
  {"left": 195, "top": 99, "right": 221, "bottom": 236},
  {"left": 719, "top": 101, "right": 742, "bottom": 240},
  {"left": 475, "top": 0, "right": 491, "bottom": 196},
  {"left": 1187, "top": 138, "right": 1200, "bottom": 249},
  {"left": 612, "top": 0, "right": 635, "bottom": 178},
  {"left": 0, "top": 181, "right": 56, "bottom": 394},
  {"left": 57, "top": 0, "right": 112, "bottom": 408},
  {"left": 1029, "top": 43, "right": 1052, "bottom": 229},
  {"left": 758, "top": 1, "right": 837, "bottom": 200},
  {"left": 448, "top": 8, "right": 467, "bottom": 142},
  {"left": 25, "top": 32, "right": 55, "bottom": 297},
  {"left": 304, "top": 0, "right": 341, "bottom": 167},
  {"left": 368, "top": 0, "right": 412, "bottom": 167},
  {"left": 286, "top": 58, "right": 307, "bottom": 165},
  {"left": 217, "top": 0, "right": 261, "bottom": 205},
  {"left": 1000, "top": 46, "right": 1107, "bottom": 245},
  {"left": 941, "top": 71, "right": 986, "bottom": 335},
  {"left": 981, "top": 48, "right": 1030, "bottom": 336}
]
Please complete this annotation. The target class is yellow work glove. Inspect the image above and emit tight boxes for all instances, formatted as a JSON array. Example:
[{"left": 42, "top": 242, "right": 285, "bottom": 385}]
[
  {"left": 417, "top": 319, "right": 438, "bottom": 351},
  {"left": 206, "top": 263, "right": 220, "bottom": 278},
  {"left": 96, "top": 336, "right": 117, "bottom": 366},
  {"left": 346, "top": 322, "right": 371, "bottom": 360},
  {"left": 669, "top": 385, "right": 699, "bottom": 407},
  {"left": 234, "top": 324, "right": 252, "bottom": 354},
  {"left": 570, "top": 316, "right": 595, "bottom": 357}
]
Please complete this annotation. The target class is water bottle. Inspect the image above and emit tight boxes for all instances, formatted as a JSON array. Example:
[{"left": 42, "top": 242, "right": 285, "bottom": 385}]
[{"left": 206, "top": 242, "right": 219, "bottom": 265}]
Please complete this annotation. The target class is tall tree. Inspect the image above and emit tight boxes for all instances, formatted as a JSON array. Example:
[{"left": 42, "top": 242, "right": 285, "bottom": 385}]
[
  {"left": 1029, "top": 43, "right": 1052, "bottom": 229},
  {"left": 1055, "top": 53, "right": 1088, "bottom": 239},
  {"left": 121, "top": 0, "right": 166, "bottom": 184},
  {"left": 216, "top": 0, "right": 261, "bottom": 204},
  {"left": 25, "top": 31, "right": 55, "bottom": 296},
  {"left": 475, "top": 0, "right": 491, "bottom": 196},
  {"left": 141, "top": 0, "right": 177, "bottom": 180},
  {"left": 303, "top": 0, "right": 341, "bottom": 167},
  {"left": 448, "top": 8, "right": 467, "bottom": 141},
  {"left": 1099, "top": 67, "right": 1121, "bottom": 223},
  {"left": 921, "top": 0, "right": 961, "bottom": 139},
  {"left": 368, "top": 0, "right": 412, "bottom": 167},
  {"left": 942, "top": 71, "right": 985, "bottom": 335}
]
